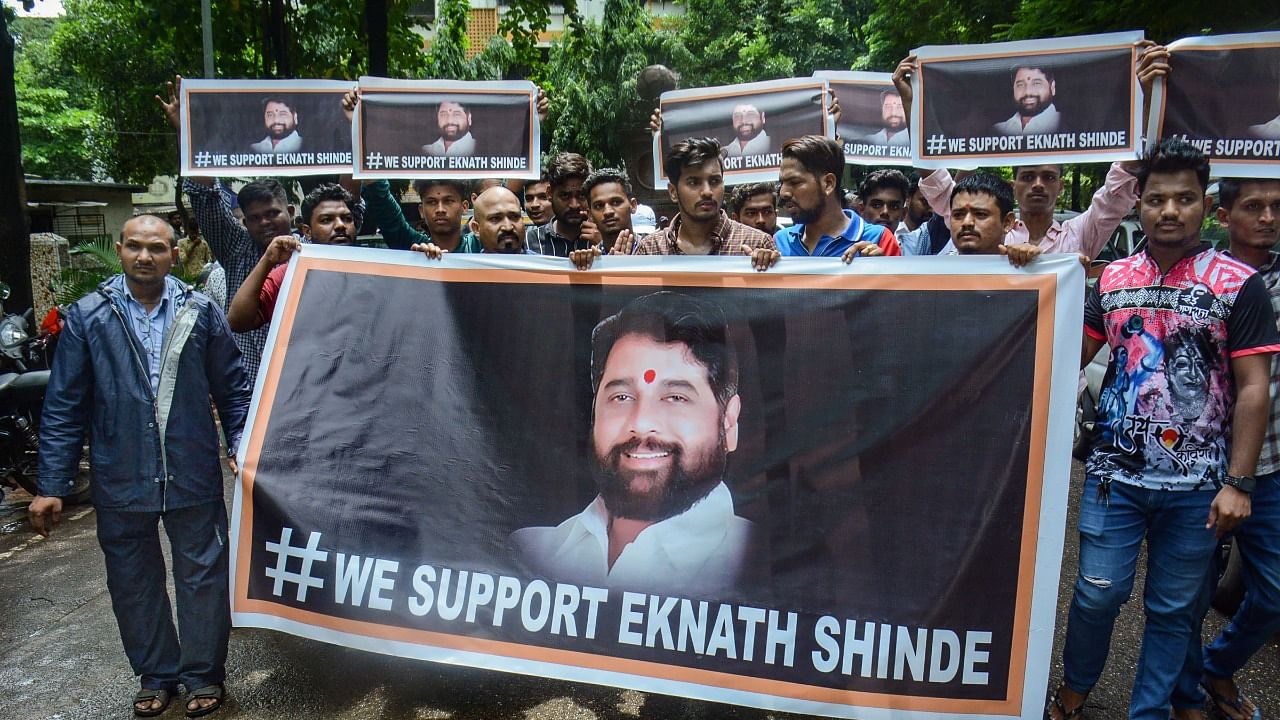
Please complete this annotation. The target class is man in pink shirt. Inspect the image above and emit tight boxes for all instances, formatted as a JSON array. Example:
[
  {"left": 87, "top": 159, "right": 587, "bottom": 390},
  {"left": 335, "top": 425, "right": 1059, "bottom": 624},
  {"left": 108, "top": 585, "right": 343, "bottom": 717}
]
[{"left": 918, "top": 161, "right": 1138, "bottom": 257}]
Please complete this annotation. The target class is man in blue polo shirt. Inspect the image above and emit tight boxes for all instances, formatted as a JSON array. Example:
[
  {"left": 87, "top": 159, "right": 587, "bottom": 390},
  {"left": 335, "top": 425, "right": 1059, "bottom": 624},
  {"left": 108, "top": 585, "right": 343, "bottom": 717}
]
[{"left": 773, "top": 135, "right": 901, "bottom": 262}]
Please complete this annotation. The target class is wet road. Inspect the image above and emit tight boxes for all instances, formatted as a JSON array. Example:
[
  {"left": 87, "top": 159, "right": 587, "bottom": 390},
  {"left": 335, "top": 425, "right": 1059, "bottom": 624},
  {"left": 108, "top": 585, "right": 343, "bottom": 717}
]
[{"left": 1, "top": 461, "right": 1276, "bottom": 719}]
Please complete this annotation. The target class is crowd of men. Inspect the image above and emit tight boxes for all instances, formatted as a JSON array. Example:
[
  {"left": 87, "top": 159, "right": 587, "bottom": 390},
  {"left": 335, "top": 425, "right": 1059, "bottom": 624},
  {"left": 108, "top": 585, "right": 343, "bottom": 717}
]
[{"left": 20, "top": 41, "right": 1280, "bottom": 720}]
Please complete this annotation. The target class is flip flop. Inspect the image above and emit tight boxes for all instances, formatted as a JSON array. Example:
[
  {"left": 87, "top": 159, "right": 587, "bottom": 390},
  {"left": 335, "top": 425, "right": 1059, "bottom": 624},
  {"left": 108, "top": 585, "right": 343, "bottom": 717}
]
[
  {"left": 133, "top": 687, "right": 173, "bottom": 718},
  {"left": 1200, "top": 678, "right": 1261, "bottom": 720},
  {"left": 1044, "top": 688, "right": 1085, "bottom": 720},
  {"left": 185, "top": 684, "right": 225, "bottom": 718}
]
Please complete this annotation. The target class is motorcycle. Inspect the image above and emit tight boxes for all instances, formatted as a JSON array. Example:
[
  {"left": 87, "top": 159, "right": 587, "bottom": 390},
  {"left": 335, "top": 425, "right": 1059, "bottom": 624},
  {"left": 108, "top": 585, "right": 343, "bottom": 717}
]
[{"left": 0, "top": 282, "right": 91, "bottom": 505}]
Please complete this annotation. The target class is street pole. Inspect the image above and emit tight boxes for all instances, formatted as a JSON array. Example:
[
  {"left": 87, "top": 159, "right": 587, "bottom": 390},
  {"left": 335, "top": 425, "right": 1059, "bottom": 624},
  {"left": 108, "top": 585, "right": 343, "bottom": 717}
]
[{"left": 201, "top": 0, "right": 214, "bottom": 78}]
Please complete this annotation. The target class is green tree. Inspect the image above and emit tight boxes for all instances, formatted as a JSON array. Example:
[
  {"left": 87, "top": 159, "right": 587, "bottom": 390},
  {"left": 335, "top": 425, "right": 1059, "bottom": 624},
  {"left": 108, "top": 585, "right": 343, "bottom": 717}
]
[
  {"left": 422, "top": 0, "right": 472, "bottom": 79},
  {"left": 539, "top": 0, "right": 692, "bottom": 167},
  {"left": 670, "top": 0, "right": 870, "bottom": 86},
  {"left": 1000, "top": 0, "right": 1277, "bottom": 43},
  {"left": 49, "top": 0, "right": 430, "bottom": 184},
  {"left": 858, "top": 0, "right": 1019, "bottom": 71},
  {"left": 11, "top": 16, "right": 100, "bottom": 179}
]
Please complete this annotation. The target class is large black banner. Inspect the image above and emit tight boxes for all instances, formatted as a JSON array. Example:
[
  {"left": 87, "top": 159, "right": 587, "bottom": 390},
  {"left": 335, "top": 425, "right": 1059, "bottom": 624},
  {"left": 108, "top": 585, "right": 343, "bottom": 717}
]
[{"left": 232, "top": 250, "right": 1083, "bottom": 719}]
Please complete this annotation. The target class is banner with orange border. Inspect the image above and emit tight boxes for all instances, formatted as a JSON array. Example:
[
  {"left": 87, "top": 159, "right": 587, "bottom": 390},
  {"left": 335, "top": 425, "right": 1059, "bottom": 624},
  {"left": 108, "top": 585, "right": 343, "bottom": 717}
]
[
  {"left": 1150, "top": 32, "right": 1280, "bottom": 178},
  {"left": 230, "top": 248, "right": 1083, "bottom": 719},
  {"left": 911, "top": 32, "right": 1144, "bottom": 169},
  {"left": 652, "top": 78, "right": 833, "bottom": 188},
  {"left": 179, "top": 79, "right": 355, "bottom": 177}
]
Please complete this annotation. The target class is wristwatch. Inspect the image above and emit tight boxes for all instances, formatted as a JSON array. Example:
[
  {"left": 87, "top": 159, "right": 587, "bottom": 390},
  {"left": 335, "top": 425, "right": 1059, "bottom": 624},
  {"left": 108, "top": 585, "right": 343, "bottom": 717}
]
[{"left": 1222, "top": 475, "right": 1256, "bottom": 494}]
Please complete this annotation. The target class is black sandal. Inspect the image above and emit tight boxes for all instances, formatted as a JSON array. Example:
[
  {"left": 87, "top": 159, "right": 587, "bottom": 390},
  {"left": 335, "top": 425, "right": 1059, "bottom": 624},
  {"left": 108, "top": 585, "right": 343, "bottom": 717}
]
[
  {"left": 1044, "top": 688, "right": 1085, "bottom": 720},
  {"left": 185, "top": 684, "right": 225, "bottom": 718},
  {"left": 133, "top": 687, "right": 173, "bottom": 718}
]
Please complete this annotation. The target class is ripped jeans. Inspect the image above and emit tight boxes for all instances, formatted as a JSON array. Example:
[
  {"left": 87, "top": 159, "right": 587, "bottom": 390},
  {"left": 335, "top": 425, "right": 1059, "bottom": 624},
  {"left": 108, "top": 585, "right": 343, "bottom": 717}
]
[{"left": 1061, "top": 475, "right": 1219, "bottom": 720}]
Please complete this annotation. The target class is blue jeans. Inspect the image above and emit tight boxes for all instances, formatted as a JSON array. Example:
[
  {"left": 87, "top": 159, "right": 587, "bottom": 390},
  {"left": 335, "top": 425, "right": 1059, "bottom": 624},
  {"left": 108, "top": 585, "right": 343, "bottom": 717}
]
[
  {"left": 96, "top": 501, "right": 231, "bottom": 692},
  {"left": 1061, "top": 476, "right": 1219, "bottom": 720},
  {"left": 1173, "top": 471, "right": 1280, "bottom": 707}
]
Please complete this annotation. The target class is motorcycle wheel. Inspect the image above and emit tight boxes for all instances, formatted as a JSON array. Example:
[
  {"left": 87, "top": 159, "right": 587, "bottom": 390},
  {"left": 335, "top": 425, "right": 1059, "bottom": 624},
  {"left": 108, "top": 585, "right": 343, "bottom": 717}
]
[{"left": 12, "top": 446, "right": 92, "bottom": 505}]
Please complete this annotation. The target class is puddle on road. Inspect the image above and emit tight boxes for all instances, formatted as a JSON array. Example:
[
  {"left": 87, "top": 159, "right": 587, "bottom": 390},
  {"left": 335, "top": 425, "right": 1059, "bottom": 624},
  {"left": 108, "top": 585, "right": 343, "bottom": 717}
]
[{"left": 1, "top": 491, "right": 33, "bottom": 534}]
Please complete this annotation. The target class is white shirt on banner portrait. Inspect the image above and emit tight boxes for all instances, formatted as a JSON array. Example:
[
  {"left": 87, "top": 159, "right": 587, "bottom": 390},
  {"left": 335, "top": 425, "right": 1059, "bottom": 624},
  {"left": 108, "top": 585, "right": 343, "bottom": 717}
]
[
  {"left": 511, "top": 482, "right": 757, "bottom": 597},
  {"left": 725, "top": 131, "right": 771, "bottom": 157},
  {"left": 1251, "top": 115, "right": 1280, "bottom": 139},
  {"left": 992, "top": 104, "right": 1062, "bottom": 135},
  {"left": 250, "top": 130, "right": 303, "bottom": 153},
  {"left": 424, "top": 132, "right": 477, "bottom": 156},
  {"left": 864, "top": 128, "right": 909, "bottom": 146}
]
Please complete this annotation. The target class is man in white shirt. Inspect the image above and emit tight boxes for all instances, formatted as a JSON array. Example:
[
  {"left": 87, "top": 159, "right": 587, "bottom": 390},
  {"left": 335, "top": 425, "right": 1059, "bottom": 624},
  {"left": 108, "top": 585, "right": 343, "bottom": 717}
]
[
  {"left": 423, "top": 100, "right": 477, "bottom": 156},
  {"left": 863, "top": 90, "right": 909, "bottom": 146},
  {"left": 725, "top": 103, "right": 771, "bottom": 157},
  {"left": 512, "top": 291, "right": 759, "bottom": 597},
  {"left": 249, "top": 97, "right": 303, "bottom": 153},
  {"left": 1250, "top": 114, "right": 1280, "bottom": 140},
  {"left": 992, "top": 65, "right": 1062, "bottom": 136}
]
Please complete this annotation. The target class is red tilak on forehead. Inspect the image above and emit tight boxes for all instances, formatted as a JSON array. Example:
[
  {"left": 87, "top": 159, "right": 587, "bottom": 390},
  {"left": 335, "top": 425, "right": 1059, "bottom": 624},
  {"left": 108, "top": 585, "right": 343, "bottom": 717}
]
[{"left": 644, "top": 369, "right": 656, "bottom": 384}]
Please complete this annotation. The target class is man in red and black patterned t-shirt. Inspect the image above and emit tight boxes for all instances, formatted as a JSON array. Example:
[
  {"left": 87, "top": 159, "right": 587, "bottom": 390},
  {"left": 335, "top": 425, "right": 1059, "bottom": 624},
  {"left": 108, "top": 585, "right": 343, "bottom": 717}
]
[{"left": 1049, "top": 140, "right": 1280, "bottom": 720}]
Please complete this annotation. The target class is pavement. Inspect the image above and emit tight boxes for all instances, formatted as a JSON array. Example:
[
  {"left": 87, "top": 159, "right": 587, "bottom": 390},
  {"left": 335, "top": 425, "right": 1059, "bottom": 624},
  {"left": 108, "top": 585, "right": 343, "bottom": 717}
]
[{"left": 1, "top": 460, "right": 1276, "bottom": 720}]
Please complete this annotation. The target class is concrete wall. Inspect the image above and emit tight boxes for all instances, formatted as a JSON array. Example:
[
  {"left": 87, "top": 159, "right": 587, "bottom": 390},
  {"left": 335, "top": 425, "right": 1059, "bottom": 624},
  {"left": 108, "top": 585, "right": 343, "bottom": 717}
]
[{"left": 27, "top": 233, "right": 70, "bottom": 320}]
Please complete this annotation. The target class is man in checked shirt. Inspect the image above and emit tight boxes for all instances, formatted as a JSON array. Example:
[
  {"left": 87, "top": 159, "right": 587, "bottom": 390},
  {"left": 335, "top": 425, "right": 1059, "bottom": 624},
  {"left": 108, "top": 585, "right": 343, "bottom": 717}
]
[
  {"left": 633, "top": 138, "right": 777, "bottom": 262},
  {"left": 570, "top": 138, "right": 778, "bottom": 271},
  {"left": 157, "top": 76, "right": 363, "bottom": 382}
]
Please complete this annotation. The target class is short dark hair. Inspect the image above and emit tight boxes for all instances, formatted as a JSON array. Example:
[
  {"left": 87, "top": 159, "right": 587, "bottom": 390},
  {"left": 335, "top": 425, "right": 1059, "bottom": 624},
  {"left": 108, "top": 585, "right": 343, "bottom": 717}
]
[
  {"left": 951, "top": 172, "right": 1015, "bottom": 217},
  {"left": 300, "top": 183, "right": 354, "bottom": 226},
  {"left": 121, "top": 214, "right": 178, "bottom": 248},
  {"left": 261, "top": 96, "right": 296, "bottom": 113},
  {"left": 780, "top": 135, "right": 843, "bottom": 191},
  {"left": 412, "top": 179, "right": 469, "bottom": 201},
  {"left": 1011, "top": 65, "right": 1055, "bottom": 84},
  {"left": 879, "top": 89, "right": 899, "bottom": 105},
  {"left": 906, "top": 172, "right": 920, "bottom": 196},
  {"left": 728, "top": 182, "right": 777, "bottom": 215},
  {"left": 664, "top": 137, "right": 723, "bottom": 185},
  {"left": 546, "top": 152, "right": 593, "bottom": 190},
  {"left": 1011, "top": 164, "right": 1064, "bottom": 181},
  {"left": 590, "top": 291, "right": 739, "bottom": 409},
  {"left": 1136, "top": 138, "right": 1211, "bottom": 193},
  {"left": 584, "top": 168, "right": 633, "bottom": 199},
  {"left": 438, "top": 99, "right": 471, "bottom": 113},
  {"left": 237, "top": 179, "right": 289, "bottom": 211},
  {"left": 1216, "top": 177, "right": 1280, "bottom": 210},
  {"left": 859, "top": 169, "right": 910, "bottom": 201}
]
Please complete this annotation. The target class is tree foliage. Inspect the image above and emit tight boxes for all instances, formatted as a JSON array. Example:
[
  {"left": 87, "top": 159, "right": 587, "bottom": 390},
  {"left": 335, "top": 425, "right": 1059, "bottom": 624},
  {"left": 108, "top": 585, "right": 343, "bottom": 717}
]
[
  {"left": 535, "top": 0, "right": 873, "bottom": 166},
  {"left": 47, "top": 0, "right": 430, "bottom": 183},
  {"left": 538, "top": 0, "right": 691, "bottom": 167},
  {"left": 1000, "top": 0, "right": 1279, "bottom": 44},
  {"left": 11, "top": 17, "right": 100, "bottom": 179},
  {"left": 858, "top": 0, "right": 1019, "bottom": 71},
  {"left": 673, "top": 0, "right": 870, "bottom": 85}
]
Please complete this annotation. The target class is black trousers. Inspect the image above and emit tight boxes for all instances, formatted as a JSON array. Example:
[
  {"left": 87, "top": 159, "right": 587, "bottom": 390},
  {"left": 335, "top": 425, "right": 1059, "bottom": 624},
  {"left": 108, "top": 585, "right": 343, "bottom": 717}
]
[{"left": 95, "top": 500, "right": 230, "bottom": 691}]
